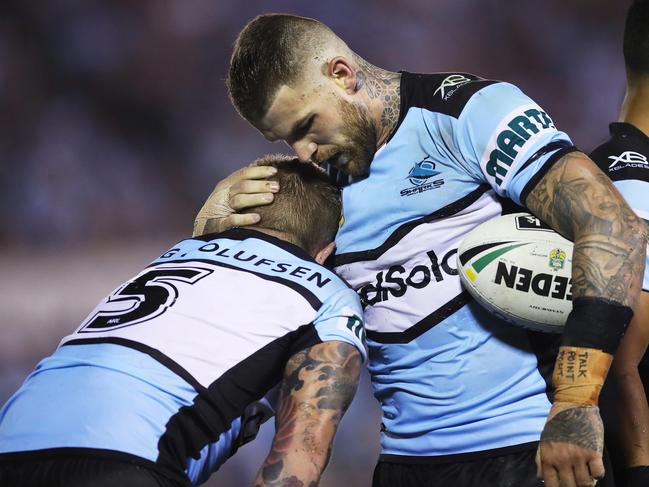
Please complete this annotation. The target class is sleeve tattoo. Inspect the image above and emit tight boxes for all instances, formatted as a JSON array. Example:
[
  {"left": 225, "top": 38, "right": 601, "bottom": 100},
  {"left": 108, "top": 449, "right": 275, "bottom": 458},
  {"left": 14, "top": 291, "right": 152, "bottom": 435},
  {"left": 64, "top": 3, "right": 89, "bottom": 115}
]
[
  {"left": 525, "top": 151, "right": 648, "bottom": 307},
  {"left": 254, "top": 342, "right": 362, "bottom": 487}
]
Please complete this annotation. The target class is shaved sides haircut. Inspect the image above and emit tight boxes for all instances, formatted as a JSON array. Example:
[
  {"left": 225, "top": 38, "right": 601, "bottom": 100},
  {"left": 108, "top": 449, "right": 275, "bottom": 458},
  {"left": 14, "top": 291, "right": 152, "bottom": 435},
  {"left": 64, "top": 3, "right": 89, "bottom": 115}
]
[
  {"left": 227, "top": 14, "right": 331, "bottom": 123},
  {"left": 206, "top": 155, "right": 341, "bottom": 253},
  {"left": 624, "top": 0, "right": 649, "bottom": 77}
]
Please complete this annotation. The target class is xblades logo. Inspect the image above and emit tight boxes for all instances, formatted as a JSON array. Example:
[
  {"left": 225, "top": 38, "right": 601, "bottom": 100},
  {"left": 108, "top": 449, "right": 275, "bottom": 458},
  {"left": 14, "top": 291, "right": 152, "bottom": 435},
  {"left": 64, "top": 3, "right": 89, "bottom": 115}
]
[
  {"left": 434, "top": 74, "right": 473, "bottom": 100},
  {"left": 401, "top": 158, "right": 444, "bottom": 196},
  {"left": 608, "top": 151, "right": 649, "bottom": 171}
]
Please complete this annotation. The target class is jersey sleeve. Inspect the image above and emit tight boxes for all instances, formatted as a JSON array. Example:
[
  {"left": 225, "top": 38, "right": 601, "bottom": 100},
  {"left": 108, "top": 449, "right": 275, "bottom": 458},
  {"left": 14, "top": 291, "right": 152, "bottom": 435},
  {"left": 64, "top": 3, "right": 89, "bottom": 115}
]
[
  {"left": 312, "top": 288, "right": 368, "bottom": 363},
  {"left": 453, "top": 82, "right": 577, "bottom": 206}
]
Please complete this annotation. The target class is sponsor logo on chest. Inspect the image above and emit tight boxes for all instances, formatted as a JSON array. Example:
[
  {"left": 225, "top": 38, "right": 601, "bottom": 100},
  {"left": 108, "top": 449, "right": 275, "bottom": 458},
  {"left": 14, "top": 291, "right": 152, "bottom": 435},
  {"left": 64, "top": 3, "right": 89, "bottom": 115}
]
[{"left": 358, "top": 249, "right": 458, "bottom": 307}]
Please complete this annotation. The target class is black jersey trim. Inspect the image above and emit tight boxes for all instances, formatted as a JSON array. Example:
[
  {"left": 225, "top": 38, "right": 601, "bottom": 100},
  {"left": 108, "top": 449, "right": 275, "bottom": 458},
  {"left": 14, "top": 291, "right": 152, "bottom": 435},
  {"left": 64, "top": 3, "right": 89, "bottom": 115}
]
[
  {"left": 0, "top": 447, "right": 191, "bottom": 486},
  {"left": 514, "top": 140, "right": 575, "bottom": 177},
  {"left": 61, "top": 337, "right": 205, "bottom": 392},
  {"left": 333, "top": 185, "right": 491, "bottom": 266},
  {"left": 193, "top": 228, "right": 316, "bottom": 264},
  {"left": 147, "top": 257, "right": 324, "bottom": 311},
  {"left": 520, "top": 146, "right": 580, "bottom": 208},
  {"left": 387, "top": 72, "right": 499, "bottom": 144},
  {"left": 155, "top": 325, "right": 321, "bottom": 477},
  {"left": 366, "top": 291, "right": 472, "bottom": 344},
  {"left": 609, "top": 121, "right": 649, "bottom": 140},
  {"left": 378, "top": 441, "right": 539, "bottom": 464}
]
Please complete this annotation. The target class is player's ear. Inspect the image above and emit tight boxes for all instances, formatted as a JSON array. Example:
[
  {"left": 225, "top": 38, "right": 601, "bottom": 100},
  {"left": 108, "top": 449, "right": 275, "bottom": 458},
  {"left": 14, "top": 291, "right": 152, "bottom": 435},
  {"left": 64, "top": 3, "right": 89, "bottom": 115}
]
[
  {"left": 328, "top": 57, "right": 356, "bottom": 95},
  {"left": 314, "top": 242, "right": 336, "bottom": 265}
]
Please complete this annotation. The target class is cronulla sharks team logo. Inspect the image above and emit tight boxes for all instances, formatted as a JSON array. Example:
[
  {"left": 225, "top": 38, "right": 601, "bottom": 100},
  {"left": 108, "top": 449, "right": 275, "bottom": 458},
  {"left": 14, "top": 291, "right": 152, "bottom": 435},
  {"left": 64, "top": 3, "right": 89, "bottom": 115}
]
[{"left": 400, "top": 158, "right": 444, "bottom": 197}]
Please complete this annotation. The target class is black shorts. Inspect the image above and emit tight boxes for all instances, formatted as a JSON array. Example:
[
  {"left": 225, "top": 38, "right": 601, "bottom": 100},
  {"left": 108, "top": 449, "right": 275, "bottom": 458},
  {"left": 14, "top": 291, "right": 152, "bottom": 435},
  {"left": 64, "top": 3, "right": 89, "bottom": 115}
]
[
  {"left": 0, "top": 455, "right": 188, "bottom": 487},
  {"left": 372, "top": 446, "right": 616, "bottom": 487}
]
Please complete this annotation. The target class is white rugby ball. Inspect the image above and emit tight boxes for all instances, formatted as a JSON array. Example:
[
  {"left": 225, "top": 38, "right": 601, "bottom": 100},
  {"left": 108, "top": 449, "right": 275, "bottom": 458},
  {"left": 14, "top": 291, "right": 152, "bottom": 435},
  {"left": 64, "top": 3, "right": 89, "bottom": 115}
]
[{"left": 457, "top": 213, "right": 573, "bottom": 333}]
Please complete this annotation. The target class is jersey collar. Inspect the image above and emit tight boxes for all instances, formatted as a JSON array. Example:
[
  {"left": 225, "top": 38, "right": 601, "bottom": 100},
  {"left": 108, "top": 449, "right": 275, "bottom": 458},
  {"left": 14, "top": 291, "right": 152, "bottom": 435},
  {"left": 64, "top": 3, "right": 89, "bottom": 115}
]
[{"left": 609, "top": 122, "right": 649, "bottom": 143}]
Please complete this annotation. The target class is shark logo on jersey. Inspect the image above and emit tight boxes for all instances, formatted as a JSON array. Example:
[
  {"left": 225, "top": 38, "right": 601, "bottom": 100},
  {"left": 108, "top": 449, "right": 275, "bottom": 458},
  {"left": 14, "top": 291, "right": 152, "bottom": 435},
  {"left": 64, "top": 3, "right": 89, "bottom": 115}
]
[
  {"left": 400, "top": 158, "right": 444, "bottom": 196},
  {"left": 607, "top": 151, "right": 649, "bottom": 172},
  {"left": 407, "top": 159, "right": 440, "bottom": 185},
  {"left": 434, "top": 74, "right": 473, "bottom": 101},
  {"left": 482, "top": 106, "right": 556, "bottom": 187}
]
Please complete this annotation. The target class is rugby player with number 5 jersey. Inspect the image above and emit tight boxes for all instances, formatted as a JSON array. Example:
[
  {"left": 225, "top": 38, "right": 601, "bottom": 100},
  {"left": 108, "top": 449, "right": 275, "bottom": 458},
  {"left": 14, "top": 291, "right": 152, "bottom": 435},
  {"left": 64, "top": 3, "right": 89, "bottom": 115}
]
[{"left": 0, "top": 156, "right": 368, "bottom": 487}]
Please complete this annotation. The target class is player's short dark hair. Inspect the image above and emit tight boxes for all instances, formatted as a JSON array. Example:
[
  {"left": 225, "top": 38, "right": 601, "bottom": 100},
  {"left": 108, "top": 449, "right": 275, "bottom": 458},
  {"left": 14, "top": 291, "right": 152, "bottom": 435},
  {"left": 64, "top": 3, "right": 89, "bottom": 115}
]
[
  {"left": 624, "top": 0, "right": 649, "bottom": 76},
  {"left": 227, "top": 14, "right": 326, "bottom": 123},
  {"left": 244, "top": 155, "right": 341, "bottom": 253}
]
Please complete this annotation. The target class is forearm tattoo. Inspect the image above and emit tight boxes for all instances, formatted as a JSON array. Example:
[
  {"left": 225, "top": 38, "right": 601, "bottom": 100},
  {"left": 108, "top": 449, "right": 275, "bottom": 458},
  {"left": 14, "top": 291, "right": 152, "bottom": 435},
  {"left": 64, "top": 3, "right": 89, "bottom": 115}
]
[
  {"left": 541, "top": 406, "right": 604, "bottom": 453},
  {"left": 353, "top": 54, "right": 400, "bottom": 143},
  {"left": 525, "top": 152, "right": 648, "bottom": 307},
  {"left": 254, "top": 342, "right": 362, "bottom": 487}
]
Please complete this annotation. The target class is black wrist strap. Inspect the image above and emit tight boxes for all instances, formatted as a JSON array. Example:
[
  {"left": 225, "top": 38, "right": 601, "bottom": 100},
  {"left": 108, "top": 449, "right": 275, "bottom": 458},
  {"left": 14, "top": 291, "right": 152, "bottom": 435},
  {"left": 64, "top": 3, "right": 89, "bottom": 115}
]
[{"left": 561, "top": 297, "right": 633, "bottom": 354}]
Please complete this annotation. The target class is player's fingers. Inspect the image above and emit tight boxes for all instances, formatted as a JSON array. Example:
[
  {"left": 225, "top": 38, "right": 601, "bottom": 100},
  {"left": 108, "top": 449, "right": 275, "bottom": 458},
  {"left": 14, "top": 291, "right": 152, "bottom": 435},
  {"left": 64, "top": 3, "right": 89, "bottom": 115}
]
[
  {"left": 230, "top": 179, "right": 279, "bottom": 197},
  {"left": 222, "top": 165, "right": 277, "bottom": 187},
  {"left": 573, "top": 463, "right": 596, "bottom": 487},
  {"left": 556, "top": 464, "right": 577, "bottom": 487},
  {"left": 542, "top": 464, "right": 561, "bottom": 487},
  {"left": 221, "top": 213, "right": 261, "bottom": 229},
  {"left": 535, "top": 447, "right": 543, "bottom": 479},
  {"left": 230, "top": 193, "right": 274, "bottom": 211},
  {"left": 587, "top": 457, "right": 605, "bottom": 481}
]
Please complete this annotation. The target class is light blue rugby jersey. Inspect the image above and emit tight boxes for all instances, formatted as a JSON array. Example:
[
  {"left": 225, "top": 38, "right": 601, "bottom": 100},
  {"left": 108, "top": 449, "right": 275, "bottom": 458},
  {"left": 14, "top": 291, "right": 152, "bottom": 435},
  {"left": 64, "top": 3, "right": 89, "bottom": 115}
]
[
  {"left": 0, "top": 229, "right": 366, "bottom": 485},
  {"left": 333, "top": 72, "right": 578, "bottom": 460}
]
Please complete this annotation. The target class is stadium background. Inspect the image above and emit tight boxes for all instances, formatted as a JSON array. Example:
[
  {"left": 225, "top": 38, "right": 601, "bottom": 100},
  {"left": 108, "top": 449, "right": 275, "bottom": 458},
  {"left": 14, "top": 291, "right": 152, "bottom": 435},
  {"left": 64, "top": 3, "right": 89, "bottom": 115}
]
[{"left": 0, "top": 0, "right": 631, "bottom": 485}]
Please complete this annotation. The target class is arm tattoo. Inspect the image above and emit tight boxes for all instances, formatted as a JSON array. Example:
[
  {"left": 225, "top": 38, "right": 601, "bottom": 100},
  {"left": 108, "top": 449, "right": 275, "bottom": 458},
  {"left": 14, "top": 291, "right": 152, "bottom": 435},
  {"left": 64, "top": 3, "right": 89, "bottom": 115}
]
[
  {"left": 541, "top": 406, "right": 604, "bottom": 453},
  {"left": 255, "top": 342, "right": 361, "bottom": 487},
  {"left": 525, "top": 152, "right": 648, "bottom": 306},
  {"left": 353, "top": 54, "right": 400, "bottom": 142}
]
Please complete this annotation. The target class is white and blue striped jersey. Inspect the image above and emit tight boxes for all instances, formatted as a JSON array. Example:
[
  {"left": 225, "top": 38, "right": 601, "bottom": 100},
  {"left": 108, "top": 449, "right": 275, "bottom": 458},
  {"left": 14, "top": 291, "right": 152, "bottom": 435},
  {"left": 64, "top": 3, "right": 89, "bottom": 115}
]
[
  {"left": 332, "top": 72, "right": 576, "bottom": 460},
  {"left": 0, "top": 229, "right": 366, "bottom": 485},
  {"left": 589, "top": 122, "right": 649, "bottom": 291}
]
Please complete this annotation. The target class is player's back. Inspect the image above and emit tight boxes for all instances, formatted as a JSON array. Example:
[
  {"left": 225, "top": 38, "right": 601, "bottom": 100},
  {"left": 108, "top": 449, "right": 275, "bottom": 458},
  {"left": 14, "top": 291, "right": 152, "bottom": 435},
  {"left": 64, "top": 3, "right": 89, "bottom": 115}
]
[{"left": 0, "top": 228, "right": 365, "bottom": 485}]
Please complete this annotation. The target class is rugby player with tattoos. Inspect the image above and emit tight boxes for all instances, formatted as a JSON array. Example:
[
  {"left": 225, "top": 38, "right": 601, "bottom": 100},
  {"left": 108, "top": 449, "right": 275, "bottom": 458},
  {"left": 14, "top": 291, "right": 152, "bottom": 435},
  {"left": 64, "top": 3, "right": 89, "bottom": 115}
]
[
  {"left": 0, "top": 156, "right": 366, "bottom": 487},
  {"left": 203, "top": 13, "right": 647, "bottom": 487}
]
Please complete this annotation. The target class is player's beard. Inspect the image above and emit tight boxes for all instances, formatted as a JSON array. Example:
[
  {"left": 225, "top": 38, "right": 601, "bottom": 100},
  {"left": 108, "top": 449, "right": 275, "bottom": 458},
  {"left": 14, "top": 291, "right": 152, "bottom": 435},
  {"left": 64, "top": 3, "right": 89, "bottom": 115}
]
[{"left": 316, "top": 99, "right": 377, "bottom": 177}]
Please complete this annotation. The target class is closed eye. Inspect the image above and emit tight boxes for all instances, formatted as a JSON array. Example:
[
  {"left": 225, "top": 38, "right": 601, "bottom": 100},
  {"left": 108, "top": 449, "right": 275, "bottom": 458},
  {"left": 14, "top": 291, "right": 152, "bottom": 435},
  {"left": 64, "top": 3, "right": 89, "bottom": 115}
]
[{"left": 288, "top": 115, "right": 315, "bottom": 144}]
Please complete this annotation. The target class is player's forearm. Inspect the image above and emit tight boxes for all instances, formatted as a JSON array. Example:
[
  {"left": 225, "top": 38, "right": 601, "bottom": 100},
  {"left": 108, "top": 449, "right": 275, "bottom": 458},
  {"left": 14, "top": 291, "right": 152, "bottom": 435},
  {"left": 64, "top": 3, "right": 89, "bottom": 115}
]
[
  {"left": 526, "top": 152, "right": 646, "bottom": 396},
  {"left": 527, "top": 153, "right": 647, "bottom": 482},
  {"left": 614, "top": 365, "right": 649, "bottom": 466},
  {"left": 254, "top": 445, "right": 330, "bottom": 487}
]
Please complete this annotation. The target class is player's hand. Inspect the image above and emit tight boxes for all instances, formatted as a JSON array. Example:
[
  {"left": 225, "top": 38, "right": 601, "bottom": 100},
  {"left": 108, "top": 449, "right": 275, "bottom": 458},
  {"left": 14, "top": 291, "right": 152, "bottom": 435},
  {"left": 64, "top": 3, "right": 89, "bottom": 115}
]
[
  {"left": 193, "top": 165, "right": 279, "bottom": 236},
  {"left": 535, "top": 402, "right": 604, "bottom": 487}
]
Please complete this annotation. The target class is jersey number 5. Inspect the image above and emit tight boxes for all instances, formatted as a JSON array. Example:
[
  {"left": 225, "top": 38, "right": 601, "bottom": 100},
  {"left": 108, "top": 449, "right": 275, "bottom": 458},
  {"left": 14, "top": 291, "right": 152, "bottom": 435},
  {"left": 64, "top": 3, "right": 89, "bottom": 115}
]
[{"left": 79, "top": 265, "right": 213, "bottom": 332}]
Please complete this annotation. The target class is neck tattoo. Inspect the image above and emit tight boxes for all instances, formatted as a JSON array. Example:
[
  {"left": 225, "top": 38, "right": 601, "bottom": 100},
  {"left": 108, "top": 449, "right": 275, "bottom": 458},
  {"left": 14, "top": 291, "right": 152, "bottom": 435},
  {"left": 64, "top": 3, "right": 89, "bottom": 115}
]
[{"left": 353, "top": 55, "right": 401, "bottom": 146}]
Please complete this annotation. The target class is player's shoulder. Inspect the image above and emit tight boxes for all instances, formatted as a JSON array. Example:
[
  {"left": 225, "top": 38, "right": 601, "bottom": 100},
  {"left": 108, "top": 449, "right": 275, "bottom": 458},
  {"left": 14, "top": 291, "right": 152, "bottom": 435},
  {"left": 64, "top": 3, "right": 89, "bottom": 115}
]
[
  {"left": 400, "top": 71, "right": 501, "bottom": 118},
  {"left": 589, "top": 122, "right": 649, "bottom": 180}
]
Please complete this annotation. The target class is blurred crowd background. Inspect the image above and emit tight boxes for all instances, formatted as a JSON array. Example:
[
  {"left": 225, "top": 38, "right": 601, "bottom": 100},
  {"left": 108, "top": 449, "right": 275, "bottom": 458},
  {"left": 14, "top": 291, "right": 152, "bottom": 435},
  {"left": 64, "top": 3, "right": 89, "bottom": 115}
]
[{"left": 0, "top": 0, "right": 631, "bottom": 485}]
